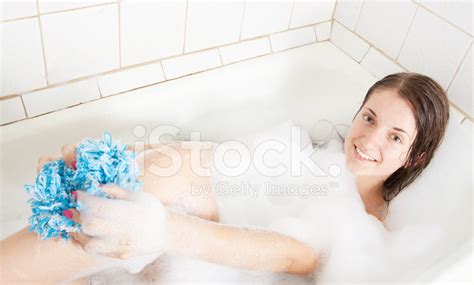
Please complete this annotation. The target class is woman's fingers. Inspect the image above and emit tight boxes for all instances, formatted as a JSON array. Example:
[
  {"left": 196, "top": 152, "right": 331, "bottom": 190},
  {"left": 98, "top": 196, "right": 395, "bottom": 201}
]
[
  {"left": 61, "top": 143, "right": 77, "bottom": 170},
  {"left": 101, "top": 184, "right": 130, "bottom": 200},
  {"left": 36, "top": 155, "right": 62, "bottom": 174},
  {"left": 76, "top": 190, "right": 124, "bottom": 219},
  {"left": 64, "top": 208, "right": 91, "bottom": 246},
  {"left": 81, "top": 215, "right": 117, "bottom": 237}
]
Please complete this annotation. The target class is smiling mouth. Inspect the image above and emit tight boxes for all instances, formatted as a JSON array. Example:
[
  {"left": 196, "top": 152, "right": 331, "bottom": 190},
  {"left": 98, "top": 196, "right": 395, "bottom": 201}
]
[{"left": 353, "top": 144, "right": 378, "bottom": 162}]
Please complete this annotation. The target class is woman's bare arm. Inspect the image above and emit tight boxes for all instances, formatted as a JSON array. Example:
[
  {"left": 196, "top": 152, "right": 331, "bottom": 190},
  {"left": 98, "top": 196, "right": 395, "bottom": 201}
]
[
  {"left": 0, "top": 227, "right": 110, "bottom": 283},
  {"left": 166, "top": 211, "right": 320, "bottom": 275}
]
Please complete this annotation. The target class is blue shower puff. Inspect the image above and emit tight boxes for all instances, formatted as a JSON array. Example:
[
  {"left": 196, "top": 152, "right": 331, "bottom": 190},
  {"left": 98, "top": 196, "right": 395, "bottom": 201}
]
[{"left": 24, "top": 131, "right": 143, "bottom": 240}]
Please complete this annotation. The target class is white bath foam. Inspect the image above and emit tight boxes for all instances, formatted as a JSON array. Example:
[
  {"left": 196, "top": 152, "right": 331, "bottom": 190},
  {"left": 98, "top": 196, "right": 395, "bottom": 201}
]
[
  {"left": 86, "top": 253, "right": 315, "bottom": 284},
  {"left": 84, "top": 119, "right": 465, "bottom": 283}
]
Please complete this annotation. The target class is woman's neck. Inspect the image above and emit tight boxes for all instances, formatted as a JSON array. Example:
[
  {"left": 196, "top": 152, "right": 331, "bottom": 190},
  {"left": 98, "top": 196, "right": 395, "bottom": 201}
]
[{"left": 355, "top": 175, "right": 387, "bottom": 221}]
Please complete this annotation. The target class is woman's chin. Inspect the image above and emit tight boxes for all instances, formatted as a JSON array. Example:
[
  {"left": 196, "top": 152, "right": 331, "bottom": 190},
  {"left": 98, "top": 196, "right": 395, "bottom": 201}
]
[{"left": 345, "top": 160, "right": 374, "bottom": 177}]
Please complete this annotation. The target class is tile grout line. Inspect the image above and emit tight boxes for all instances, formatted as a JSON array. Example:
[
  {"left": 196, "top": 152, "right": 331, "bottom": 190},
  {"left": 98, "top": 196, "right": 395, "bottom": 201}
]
[
  {"left": 0, "top": 2, "right": 117, "bottom": 23},
  {"left": 217, "top": 48, "right": 224, "bottom": 66},
  {"left": 238, "top": 0, "right": 246, "bottom": 41},
  {"left": 182, "top": 0, "right": 189, "bottom": 54},
  {"left": 416, "top": 2, "right": 473, "bottom": 38},
  {"left": 331, "top": 0, "right": 338, "bottom": 21},
  {"left": 353, "top": 0, "right": 365, "bottom": 32},
  {"left": 267, "top": 36, "right": 274, "bottom": 53},
  {"left": 19, "top": 94, "right": 29, "bottom": 119},
  {"left": 118, "top": 1, "right": 122, "bottom": 68},
  {"left": 287, "top": 0, "right": 296, "bottom": 30},
  {"left": 36, "top": 0, "right": 49, "bottom": 87},
  {"left": 444, "top": 41, "right": 472, "bottom": 93},
  {"left": 313, "top": 25, "right": 318, "bottom": 42},
  {"left": 395, "top": 4, "right": 418, "bottom": 61},
  {"left": 159, "top": 61, "right": 168, "bottom": 81}
]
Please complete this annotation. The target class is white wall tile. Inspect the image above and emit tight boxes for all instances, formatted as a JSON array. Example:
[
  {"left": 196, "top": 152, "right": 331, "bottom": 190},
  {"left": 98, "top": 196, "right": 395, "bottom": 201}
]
[
  {"left": 0, "top": 97, "right": 26, "bottom": 125},
  {"left": 315, "top": 21, "right": 331, "bottom": 41},
  {"left": 0, "top": 0, "right": 37, "bottom": 21},
  {"left": 331, "top": 21, "right": 369, "bottom": 62},
  {"left": 22, "top": 79, "right": 100, "bottom": 117},
  {"left": 120, "top": 1, "right": 186, "bottom": 67},
  {"left": 361, "top": 47, "right": 404, "bottom": 79},
  {"left": 421, "top": 0, "right": 473, "bottom": 36},
  {"left": 1, "top": 18, "right": 46, "bottom": 97},
  {"left": 98, "top": 62, "right": 165, "bottom": 97},
  {"left": 270, "top": 26, "right": 316, "bottom": 52},
  {"left": 356, "top": 0, "right": 417, "bottom": 59},
  {"left": 447, "top": 44, "right": 472, "bottom": 117},
  {"left": 41, "top": 5, "right": 119, "bottom": 84},
  {"left": 290, "top": 0, "right": 335, "bottom": 28},
  {"left": 185, "top": 1, "right": 244, "bottom": 53},
  {"left": 241, "top": 1, "right": 293, "bottom": 40},
  {"left": 398, "top": 7, "right": 472, "bottom": 90},
  {"left": 219, "top": 37, "right": 271, "bottom": 65},
  {"left": 38, "top": 0, "right": 116, "bottom": 14},
  {"left": 334, "top": 0, "right": 363, "bottom": 31},
  {"left": 161, "top": 49, "right": 221, "bottom": 80}
]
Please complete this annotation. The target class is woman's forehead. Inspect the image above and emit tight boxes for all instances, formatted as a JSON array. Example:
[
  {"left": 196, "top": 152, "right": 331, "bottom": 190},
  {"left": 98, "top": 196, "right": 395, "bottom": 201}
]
[{"left": 364, "top": 90, "right": 417, "bottom": 135}]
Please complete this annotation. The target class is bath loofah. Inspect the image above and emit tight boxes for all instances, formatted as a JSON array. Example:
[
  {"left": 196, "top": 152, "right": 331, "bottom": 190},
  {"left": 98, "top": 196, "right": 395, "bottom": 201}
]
[{"left": 24, "top": 131, "right": 143, "bottom": 240}]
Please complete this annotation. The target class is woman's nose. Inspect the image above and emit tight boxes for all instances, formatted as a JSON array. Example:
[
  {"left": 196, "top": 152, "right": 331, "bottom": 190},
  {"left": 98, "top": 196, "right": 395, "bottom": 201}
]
[{"left": 363, "top": 128, "right": 384, "bottom": 150}]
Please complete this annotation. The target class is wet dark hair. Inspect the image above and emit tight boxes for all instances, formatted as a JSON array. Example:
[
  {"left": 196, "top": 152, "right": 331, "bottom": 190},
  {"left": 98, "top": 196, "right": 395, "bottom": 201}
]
[{"left": 352, "top": 72, "right": 450, "bottom": 206}]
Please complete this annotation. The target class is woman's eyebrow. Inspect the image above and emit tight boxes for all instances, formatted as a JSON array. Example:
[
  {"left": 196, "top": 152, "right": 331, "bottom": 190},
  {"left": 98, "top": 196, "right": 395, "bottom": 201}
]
[{"left": 364, "top": 107, "right": 411, "bottom": 139}]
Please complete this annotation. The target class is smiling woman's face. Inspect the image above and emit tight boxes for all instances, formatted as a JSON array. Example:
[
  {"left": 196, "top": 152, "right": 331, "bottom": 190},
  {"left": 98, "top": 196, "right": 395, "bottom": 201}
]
[{"left": 344, "top": 89, "right": 417, "bottom": 179}]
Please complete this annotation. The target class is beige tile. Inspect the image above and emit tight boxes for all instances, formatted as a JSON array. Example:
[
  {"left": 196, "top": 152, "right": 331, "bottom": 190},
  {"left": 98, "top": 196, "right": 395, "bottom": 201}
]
[
  {"left": 185, "top": 0, "right": 244, "bottom": 53},
  {"left": 41, "top": 4, "right": 119, "bottom": 84},
  {"left": 334, "top": 0, "right": 364, "bottom": 31},
  {"left": 315, "top": 21, "right": 331, "bottom": 41},
  {"left": 331, "top": 21, "right": 369, "bottom": 62},
  {"left": 161, "top": 49, "right": 221, "bottom": 80},
  {"left": 219, "top": 38, "right": 271, "bottom": 65},
  {"left": 1, "top": 18, "right": 46, "bottom": 97},
  {"left": 290, "top": 0, "right": 335, "bottom": 28},
  {"left": 120, "top": 0, "right": 186, "bottom": 67},
  {"left": 447, "top": 44, "right": 472, "bottom": 117},
  {"left": 356, "top": 0, "right": 417, "bottom": 59},
  {"left": 361, "top": 47, "right": 404, "bottom": 79},
  {"left": 398, "top": 7, "right": 472, "bottom": 90},
  {"left": 98, "top": 62, "right": 165, "bottom": 97},
  {"left": 0, "top": 0, "right": 37, "bottom": 21},
  {"left": 241, "top": 1, "right": 293, "bottom": 40},
  {"left": 22, "top": 79, "right": 100, "bottom": 117},
  {"left": 37, "top": 0, "right": 116, "bottom": 14},
  {"left": 270, "top": 26, "right": 316, "bottom": 52},
  {"left": 0, "top": 97, "right": 26, "bottom": 125},
  {"left": 420, "top": 0, "right": 472, "bottom": 36}
]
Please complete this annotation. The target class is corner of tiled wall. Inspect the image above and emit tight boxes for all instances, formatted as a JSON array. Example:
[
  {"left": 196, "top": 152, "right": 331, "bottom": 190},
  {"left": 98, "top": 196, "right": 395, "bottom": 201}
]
[
  {"left": 1, "top": 0, "right": 336, "bottom": 126},
  {"left": 330, "top": 0, "right": 473, "bottom": 124}
]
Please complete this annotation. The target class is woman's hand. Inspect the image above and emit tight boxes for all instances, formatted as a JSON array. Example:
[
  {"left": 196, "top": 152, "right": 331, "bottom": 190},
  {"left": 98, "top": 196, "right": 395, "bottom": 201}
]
[
  {"left": 36, "top": 143, "right": 78, "bottom": 174},
  {"left": 36, "top": 155, "right": 63, "bottom": 174},
  {"left": 68, "top": 184, "right": 168, "bottom": 260}
]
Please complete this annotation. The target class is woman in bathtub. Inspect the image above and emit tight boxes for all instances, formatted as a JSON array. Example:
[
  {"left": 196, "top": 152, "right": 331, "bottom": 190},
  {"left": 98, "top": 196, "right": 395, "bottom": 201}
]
[{"left": 1, "top": 72, "right": 450, "bottom": 283}]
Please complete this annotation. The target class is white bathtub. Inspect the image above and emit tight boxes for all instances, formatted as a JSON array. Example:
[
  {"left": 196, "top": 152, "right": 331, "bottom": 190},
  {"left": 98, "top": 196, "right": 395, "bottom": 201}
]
[{"left": 1, "top": 42, "right": 471, "bottom": 283}]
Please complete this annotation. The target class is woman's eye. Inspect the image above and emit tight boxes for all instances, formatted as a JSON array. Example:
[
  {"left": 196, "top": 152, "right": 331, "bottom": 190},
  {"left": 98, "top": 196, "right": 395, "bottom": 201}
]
[
  {"left": 391, "top": 135, "right": 402, "bottom": 143},
  {"left": 362, "top": 114, "right": 373, "bottom": 123}
]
